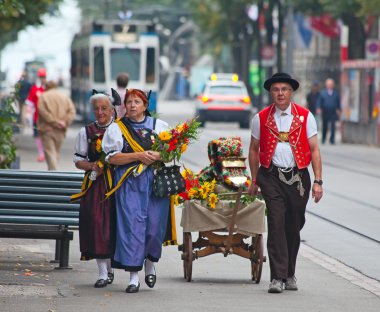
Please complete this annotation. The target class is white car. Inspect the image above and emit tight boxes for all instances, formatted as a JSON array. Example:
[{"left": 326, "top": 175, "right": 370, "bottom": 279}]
[{"left": 195, "top": 74, "right": 255, "bottom": 128}]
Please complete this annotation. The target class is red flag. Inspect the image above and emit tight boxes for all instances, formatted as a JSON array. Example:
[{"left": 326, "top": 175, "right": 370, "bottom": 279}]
[{"left": 311, "top": 14, "right": 340, "bottom": 38}]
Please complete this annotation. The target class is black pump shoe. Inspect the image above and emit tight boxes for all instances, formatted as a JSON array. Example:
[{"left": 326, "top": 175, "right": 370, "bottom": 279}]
[
  {"left": 145, "top": 274, "right": 156, "bottom": 288},
  {"left": 126, "top": 282, "right": 140, "bottom": 293},
  {"left": 94, "top": 279, "right": 108, "bottom": 288},
  {"left": 107, "top": 272, "right": 114, "bottom": 284}
]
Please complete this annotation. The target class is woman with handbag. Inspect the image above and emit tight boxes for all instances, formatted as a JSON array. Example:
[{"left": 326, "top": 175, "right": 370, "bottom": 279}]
[
  {"left": 102, "top": 89, "right": 171, "bottom": 293},
  {"left": 72, "top": 92, "right": 115, "bottom": 288}
]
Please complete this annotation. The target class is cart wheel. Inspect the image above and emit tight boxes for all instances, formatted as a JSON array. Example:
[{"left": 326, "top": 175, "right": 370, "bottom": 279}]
[
  {"left": 183, "top": 232, "right": 193, "bottom": 282},
  {"left": 251, "top": 234, "right": 264, "bottom": 284}
]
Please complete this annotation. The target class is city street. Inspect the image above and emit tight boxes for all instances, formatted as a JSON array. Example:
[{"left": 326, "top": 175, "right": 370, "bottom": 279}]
[{"left": 1, "top": 99, "right": 380, "bottom": 311}]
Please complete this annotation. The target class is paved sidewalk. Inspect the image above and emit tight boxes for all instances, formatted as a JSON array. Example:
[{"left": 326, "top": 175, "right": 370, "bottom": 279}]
[{"left": 0, "top": 124, "right": 379, "bottom": 311}]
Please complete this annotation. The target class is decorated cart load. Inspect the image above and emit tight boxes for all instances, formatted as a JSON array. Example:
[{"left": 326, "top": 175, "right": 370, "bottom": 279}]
[{"left": 198, "top": 136, "right": 251, "bottom": 191}]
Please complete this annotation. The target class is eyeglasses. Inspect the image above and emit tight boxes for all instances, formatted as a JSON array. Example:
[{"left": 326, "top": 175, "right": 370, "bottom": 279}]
[{"left": 270, "top": 87, "right": 293, "bottom": 94}]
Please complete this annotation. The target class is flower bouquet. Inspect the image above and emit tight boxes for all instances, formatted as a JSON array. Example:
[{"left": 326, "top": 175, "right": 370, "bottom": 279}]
[
  {"left": 151, "top": 117, "right": 201, "bottom": 163},
  {"left": 174, "top": 167, "right": 219, "bottom": 209}
]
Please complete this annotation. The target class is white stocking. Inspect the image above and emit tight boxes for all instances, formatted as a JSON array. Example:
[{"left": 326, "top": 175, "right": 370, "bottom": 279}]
[
  {"left": 96, "top": 259, "right": 108, "bottom": 280},
  {"left": 144, "top": 259, "right": 156, "bottom": 275},
  {"left": 129, "top": 272, "right": 139, "bottom": 286}
]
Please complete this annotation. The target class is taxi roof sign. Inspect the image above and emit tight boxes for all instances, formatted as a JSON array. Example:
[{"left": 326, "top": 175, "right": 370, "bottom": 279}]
[{"left": 210, "top": 73, "right": 239, "bottom": 82}]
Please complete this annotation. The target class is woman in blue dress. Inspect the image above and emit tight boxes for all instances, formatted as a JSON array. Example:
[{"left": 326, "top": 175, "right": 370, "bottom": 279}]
[{"left": 102, "top": 89, "right": 170, "bottom": 293}]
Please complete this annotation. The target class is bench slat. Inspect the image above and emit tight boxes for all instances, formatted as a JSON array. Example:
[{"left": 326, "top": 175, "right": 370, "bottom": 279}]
[
  {"left": 0, "top": 201, "right": 79, "bottom": 211},
  {"left": 0, "top": 215, "right": 79, "bottom": 226},
  {"left": 0, "top": 209, "right": 78, "bottom": 218},
  {"left": 0, "top": 193, "right": 72, "bottom": 203},
  {"left": 0, "top": 185, "right": 81, "bottom": 196},
  {"left": 0, "top": 178, "right": 82, "bottom": 188},
  {"left": 0, "top": 170, "right": 83, "bottom": 181}
]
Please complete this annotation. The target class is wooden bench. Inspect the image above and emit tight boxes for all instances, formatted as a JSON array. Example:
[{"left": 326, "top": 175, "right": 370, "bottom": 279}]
[{"left": 0, "top": 169, "right": 83, "bottom": 269}]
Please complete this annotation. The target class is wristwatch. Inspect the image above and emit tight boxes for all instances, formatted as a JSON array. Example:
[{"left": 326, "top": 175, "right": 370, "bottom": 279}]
[{"left": 313, "top": 179, "right": 323, "bottom": 185}]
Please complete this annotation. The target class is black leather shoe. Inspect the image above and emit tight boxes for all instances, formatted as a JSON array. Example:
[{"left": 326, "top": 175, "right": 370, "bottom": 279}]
[
  {"left": 125, "top": 282, "right": 140, "bottom": 293},
  {"left": 107, "top": 272, "right": 114, "bottom": 284},
  {"left": 94, "top": 279, "right": 108, "bottom": 288},
  {"left": 145, "top": 274, "right": 156, "bottom": 288}
]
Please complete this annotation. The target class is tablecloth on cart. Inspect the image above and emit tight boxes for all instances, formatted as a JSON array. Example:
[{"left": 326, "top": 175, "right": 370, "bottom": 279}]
[{"left": 180, "top": 199, "right": 266, "bottom": 236}]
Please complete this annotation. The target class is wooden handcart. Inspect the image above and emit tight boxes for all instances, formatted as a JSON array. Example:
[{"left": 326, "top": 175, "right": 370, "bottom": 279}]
[{"left": 179, "top": 187, "right": 266, "bottom": 283}]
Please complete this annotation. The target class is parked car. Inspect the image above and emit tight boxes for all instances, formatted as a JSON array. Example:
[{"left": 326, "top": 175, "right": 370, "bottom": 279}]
[{"left": 195, "top": 73, "right": 255, "bottom": 128}]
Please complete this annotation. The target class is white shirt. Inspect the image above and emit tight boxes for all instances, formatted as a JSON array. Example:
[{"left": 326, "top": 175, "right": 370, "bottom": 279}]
[
  {"left": 102, "top": 118, "right": 169, "bottom": 162},
  {"left": 251, "top": 104, "right": 318, "bottom": 168}
]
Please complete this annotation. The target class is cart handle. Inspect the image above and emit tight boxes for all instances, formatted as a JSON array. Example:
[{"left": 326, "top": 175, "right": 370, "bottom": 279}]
[{"left": 224, "top": 186, "right": 244, "bottom": 256}]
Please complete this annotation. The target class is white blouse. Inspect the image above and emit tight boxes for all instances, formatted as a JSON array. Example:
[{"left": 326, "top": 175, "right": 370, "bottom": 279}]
[
  {"left": 102, "top": 118, "right": 169, "bottom": 162},
  {"left": 73, "top": 127, "right": 88, "bottom": 163}
]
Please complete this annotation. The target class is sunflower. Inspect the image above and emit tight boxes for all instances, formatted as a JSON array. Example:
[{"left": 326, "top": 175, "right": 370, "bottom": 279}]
[
  {"left": 173, "top": 195, "right": 180, "bottom": 206},
  {"left": 208, "top": 193, "right": 218, "bottom": 209},
  {"left": 158, "top": 131, "right": 172, "bottom": 141},
  {"left": 181, "top": 143, "right": 188, "bottom": 153},
  {"left": 188, "top": 188, "right": 198, "bottom": 199},
  {"left": 96, "top": 138, "right": 102, "bottom": 153},
  {"left": 199, "top": 185, "right": 208, "bottom": 199},
  {"left": 181, "top": 167, "right": 193, "bottom": 179}
]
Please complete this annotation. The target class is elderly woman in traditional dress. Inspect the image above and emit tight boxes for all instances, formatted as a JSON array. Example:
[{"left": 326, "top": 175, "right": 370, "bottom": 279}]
[
  {"left": 102, "top": 89, "right": 170, "bottom": 293},
  {"left": 73, "top": 93, "right": 115, "bottom": 288}
]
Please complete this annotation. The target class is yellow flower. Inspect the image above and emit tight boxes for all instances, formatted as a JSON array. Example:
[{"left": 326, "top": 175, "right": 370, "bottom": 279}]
[
  {"left": 177, "top": 123, "right": 184, "bottom": 133},
  {"left": 208, "top": 193, "right": 218, "bottom": 209},
  {"left": 210, "top": 179, "right": 216, "bottom": 191},
  {"left": 202, "top": 181, "right": 212, "bottom": 194},
  {"left": 181, "top": 168, "right": 193, "bottom": 179},
  {"left": 188, "top": 188, "right": 198, "bottom": 199},
  {"left": 158, "top": 131, "right": 172, "bottom": 141},
  {"left": 173, "top": 195, "right": 179, "bottom": 206},
  {"left": 180, "top": 143, "right": 188, "bottom": 153},
  {"left": 199, "top": 186, "right": 208, "bottom": 200},
  {"left": 96, "top": 138, "right": 102, "bottom": 153}
]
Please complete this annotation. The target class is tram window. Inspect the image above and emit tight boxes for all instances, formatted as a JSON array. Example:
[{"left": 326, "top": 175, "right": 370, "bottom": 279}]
[
  {"left": 110, "top": 48, "right": 140, "bottom": 81},
  {"left": 146, "top": 47, "right": 156, "bottom": 83},
  {"left": 94, "top": 46, "right": 105, "bottom": 83}
]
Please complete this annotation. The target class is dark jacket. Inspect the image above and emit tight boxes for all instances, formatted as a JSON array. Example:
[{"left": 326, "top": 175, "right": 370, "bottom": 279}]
[{"left": 317, "top": 89, "right": 341, "bottom": 120}]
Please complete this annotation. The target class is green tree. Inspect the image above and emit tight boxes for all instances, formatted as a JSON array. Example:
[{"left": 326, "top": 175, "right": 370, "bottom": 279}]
[{"left": 0, "top": 0, "right": 62, "bottom": 51}]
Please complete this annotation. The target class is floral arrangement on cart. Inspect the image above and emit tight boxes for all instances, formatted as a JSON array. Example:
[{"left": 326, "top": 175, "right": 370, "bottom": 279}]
[{"left": 173, "top": 136, "right": 256, "bottom": 209}]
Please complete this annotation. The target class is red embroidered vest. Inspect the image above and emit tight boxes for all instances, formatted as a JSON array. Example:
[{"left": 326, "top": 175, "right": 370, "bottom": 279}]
[{"left": 258, "top": 103, "right": 311, "bottom": 169}]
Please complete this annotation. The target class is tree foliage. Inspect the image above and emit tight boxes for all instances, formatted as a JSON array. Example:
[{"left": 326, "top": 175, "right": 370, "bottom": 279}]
[{"left": 0, "top": 0, "right": 62, "bottom": 50}]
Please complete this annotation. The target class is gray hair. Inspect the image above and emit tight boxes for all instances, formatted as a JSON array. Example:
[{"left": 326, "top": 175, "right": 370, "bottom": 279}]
[{"left": 90, "top": 93, "right": 114, "bottom": 109}]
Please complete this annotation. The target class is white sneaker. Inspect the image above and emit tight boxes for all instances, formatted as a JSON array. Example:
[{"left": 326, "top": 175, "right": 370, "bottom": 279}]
[
  {"left": 285, "top": 276, "right": 298, "bottom": 290},
  {"left": 268, "top": 279, "right": 283, "bottom": 293}
]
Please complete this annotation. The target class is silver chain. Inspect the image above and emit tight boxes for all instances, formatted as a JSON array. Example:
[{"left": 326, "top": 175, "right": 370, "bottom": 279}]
[{"left": 278, "top": 168, "right": 305, "bottom": 197}]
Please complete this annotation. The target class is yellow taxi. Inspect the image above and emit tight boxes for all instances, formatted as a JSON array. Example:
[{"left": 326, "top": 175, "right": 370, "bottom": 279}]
[{"left": 195, "top": 73, "right": 255, "bottom": 128}]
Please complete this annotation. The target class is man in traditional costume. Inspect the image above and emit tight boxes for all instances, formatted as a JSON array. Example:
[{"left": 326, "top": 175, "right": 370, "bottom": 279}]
[
  {"left": 248, "top": 73, "right": 323, "bottom": 293},
  {"left": 72, "top": 93, "right": 115, "bottom": 288},
  {"left": 102, "top": 89, "right": 176, "bottom": 293}
]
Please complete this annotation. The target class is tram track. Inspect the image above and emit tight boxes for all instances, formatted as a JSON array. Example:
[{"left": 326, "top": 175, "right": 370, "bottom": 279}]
[{"left": 306, "top": 209, "right": 380, "bottom": 245}]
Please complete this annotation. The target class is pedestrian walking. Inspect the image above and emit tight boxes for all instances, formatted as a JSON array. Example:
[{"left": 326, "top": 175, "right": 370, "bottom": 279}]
[
  {"left": 114, "top": 72, "right": 129, "bottom": 118},
  {"left": 306, "top": 81, "right": 320, "bottom": 116},
  {"left": 102, "top": 89, "right": 170, "bottom": 293},
  {"left": 317, "top": 78, "right": 341, "bottom": 144},
  {"left": 37, "top": 80, "right": 76, "bottom": 170},
  {"left": 26, "top": 68, "right": 47, "bottom": 162},
  {"left": 15, "top": 71, "right": 32, "bottom": 127},
  {"left": 72, "top": 92, "right": 115, "bottom": 288},
  {"left": 248, "top": 72, "right": 323, "bottom": 293}
]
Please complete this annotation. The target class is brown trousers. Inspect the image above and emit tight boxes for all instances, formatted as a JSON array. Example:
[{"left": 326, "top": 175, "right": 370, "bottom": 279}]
[
  {"left": 40, "top": 130, "right": 65, "bottom": 170},
  {"left": 257, "top": 165, "right": 311, "bottom": 281}
]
